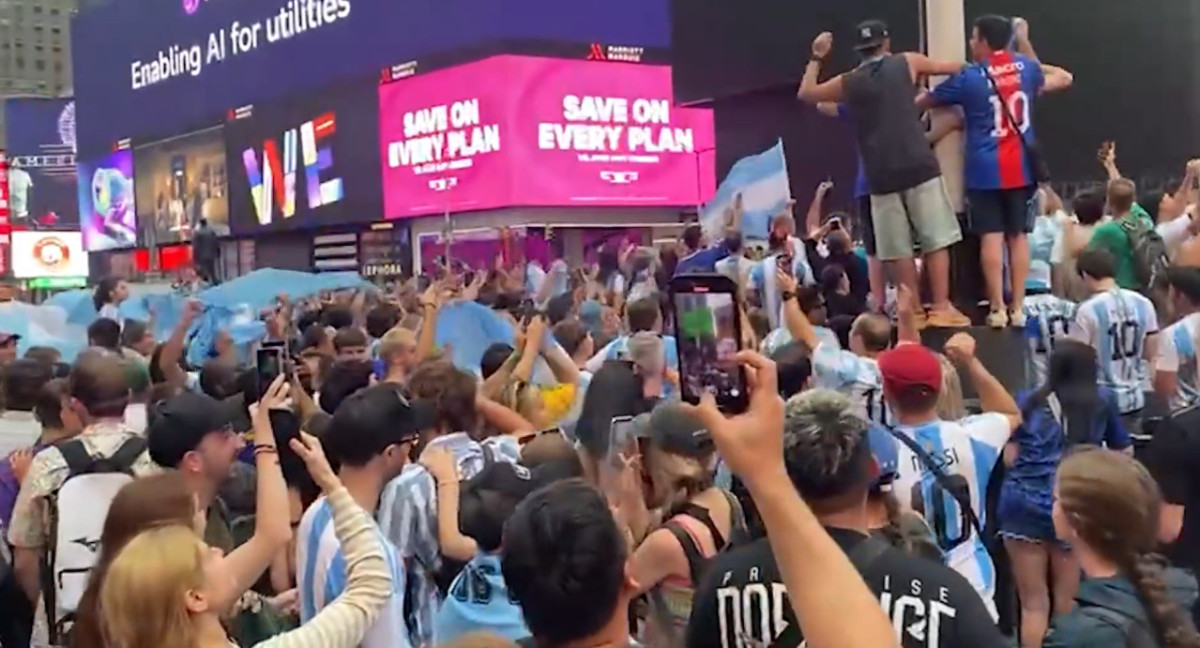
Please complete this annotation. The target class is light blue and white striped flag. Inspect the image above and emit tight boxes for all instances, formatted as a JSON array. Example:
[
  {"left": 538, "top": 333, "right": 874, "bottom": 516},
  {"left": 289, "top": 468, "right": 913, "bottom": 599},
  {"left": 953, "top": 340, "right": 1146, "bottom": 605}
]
[{"left": 700, "top": 139, "right": 791, "bottom": 242}]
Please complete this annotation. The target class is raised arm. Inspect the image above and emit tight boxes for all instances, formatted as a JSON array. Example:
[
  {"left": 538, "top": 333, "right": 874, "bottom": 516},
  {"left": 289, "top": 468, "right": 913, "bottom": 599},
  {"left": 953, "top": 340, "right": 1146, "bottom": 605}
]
[
  {"left": 683, "top": 353, "right": 902, "bottom": 648},
  {"left": 945, "top": 333, "right": 1021, "bottom": 432},
  {"left": 778, "top": 269, "right": 819, "bottom": 351},
  {"left": 260, "top": 432, "right": 392, "bottom": 648},
  {"left": 905, "top": 52, "right": 967, "bottom": 80},
  {"left": 159, "top": 299, "right": 203, "bottom": 390},
  {"left": 797, "top": 32, "right": 846, "bottom": 104},
  {"left": 804, "top": 181, "right": 833, "bottom": 239},
  {"left": 815, "top": 102, "right": 841, "bottom": 118},
  {"left": 1013, "top": 18, "right": 1073, "bottom": 94},
  {"left": 217, "top": 376, "right": 294, "bottom": 612}
]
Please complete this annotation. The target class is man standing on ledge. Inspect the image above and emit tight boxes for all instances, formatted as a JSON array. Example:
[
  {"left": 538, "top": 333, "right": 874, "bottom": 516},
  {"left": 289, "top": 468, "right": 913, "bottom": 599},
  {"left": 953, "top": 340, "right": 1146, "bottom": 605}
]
[
  {"left": 798, "top": 20, "right": 970, "bottom": 328},
  {"left": 921, "top": 16, "right": 1073, "bottom": 329}
]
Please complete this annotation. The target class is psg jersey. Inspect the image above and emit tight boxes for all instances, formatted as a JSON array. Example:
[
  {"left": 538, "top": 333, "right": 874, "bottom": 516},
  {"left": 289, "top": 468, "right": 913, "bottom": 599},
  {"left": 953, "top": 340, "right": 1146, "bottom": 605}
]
[{"left": 931, "top": 51, "right": 1045, "bottom": 190}]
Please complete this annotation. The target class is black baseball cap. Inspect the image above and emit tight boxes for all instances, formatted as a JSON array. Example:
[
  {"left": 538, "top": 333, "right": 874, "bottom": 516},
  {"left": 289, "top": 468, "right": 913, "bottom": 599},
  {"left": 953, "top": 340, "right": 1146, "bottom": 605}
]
[
  {"left": 634, "top": 402, "right": 714, "bottom": 458},
  {"left": 460, "top": 460, "right": 550, "bottom": 551},
  {"left": 147, "top": 391, "right": 246, "bottom": 468},
  {"left": 854, "top": 19, "right": 890, "bottom": 51}
]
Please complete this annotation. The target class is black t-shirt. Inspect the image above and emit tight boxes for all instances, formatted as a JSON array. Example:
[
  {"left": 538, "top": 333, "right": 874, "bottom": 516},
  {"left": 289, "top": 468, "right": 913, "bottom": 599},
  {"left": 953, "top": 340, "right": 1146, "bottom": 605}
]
[
  {"left": 1146, "top": 406, "right": 1200, "bottom": 571},
  {"left": 685, "top": 527, "right": 1006, "bottom": 648}
]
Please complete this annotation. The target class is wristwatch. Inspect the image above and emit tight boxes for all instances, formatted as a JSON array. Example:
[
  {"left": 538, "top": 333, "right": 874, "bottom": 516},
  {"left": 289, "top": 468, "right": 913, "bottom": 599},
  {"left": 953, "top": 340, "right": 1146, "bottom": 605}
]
[{"left": 781, "top": 291, "right": 797, "bottom": 302}]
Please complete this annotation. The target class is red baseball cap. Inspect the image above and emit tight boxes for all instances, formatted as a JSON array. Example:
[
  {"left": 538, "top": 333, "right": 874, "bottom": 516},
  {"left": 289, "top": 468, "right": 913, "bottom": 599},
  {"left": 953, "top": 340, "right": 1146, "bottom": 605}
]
[{"left": 877, "top": 343, "right": 942, "bottom": 396}]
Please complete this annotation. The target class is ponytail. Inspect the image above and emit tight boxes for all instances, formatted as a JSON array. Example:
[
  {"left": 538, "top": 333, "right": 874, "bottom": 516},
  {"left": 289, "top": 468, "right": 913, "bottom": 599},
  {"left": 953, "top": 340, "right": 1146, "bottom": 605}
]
[{"left": 1124, "top": 553, "right": 1200, "bottom": 648}]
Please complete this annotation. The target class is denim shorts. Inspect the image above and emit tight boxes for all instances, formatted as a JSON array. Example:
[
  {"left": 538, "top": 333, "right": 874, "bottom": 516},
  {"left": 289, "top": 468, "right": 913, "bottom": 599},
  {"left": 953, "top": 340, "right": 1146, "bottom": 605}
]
[{"left": 998, "top": 481, "right": 1063, "bottom": 546}]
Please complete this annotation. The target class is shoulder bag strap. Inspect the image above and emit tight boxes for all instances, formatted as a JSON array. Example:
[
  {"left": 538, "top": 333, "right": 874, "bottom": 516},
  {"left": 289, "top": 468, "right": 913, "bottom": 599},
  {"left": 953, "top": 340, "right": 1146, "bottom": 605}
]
[
  {"left": 662, "top": 520, "right": 708, "bottom": 586},
  {"left": 885, "top": 427, "right": 985, "bottom": 539},
  {"left": 110, "top": 436, "right": 148, "bottom": 471},
  {"left": 57, "top": 440, "right": 94, "bottom": 478},
  {"left": 982, "top": 66, "right": 1032, "bottom": 154}
]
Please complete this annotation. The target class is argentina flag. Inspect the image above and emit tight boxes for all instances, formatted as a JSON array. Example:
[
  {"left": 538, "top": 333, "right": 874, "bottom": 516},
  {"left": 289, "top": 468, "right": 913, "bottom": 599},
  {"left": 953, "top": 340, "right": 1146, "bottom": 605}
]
[{"left": 700, "top": 139, "right": 792, "bottom": 242}]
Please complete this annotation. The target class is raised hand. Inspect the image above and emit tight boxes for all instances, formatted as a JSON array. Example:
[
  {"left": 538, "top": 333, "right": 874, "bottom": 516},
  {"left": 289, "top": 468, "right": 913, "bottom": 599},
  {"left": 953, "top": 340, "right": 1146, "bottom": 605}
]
[
  {"left": 811, "top": 32, "right": 833, "bottom": 59},
  {"left": 289, "top": 431, "right": 339, "bottom": 492},
  {"left": 679, "top": 351, "right": 787, "bottom": 486}
]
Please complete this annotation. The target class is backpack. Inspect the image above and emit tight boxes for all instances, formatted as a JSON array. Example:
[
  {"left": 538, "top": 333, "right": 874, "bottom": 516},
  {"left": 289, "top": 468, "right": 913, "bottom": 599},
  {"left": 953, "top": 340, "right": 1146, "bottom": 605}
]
[
  {"left": 41, "top": 436, "right": 146, "bottom": 645},
  {"left": 1079, "top": 605, "right": 1161, "bottom": 648},
  {"left": 1119, "top": 217, "right": 1169, "bottom": 294},
  {"left": 647, "top": 490, "right": 749, "bottom": 643}
]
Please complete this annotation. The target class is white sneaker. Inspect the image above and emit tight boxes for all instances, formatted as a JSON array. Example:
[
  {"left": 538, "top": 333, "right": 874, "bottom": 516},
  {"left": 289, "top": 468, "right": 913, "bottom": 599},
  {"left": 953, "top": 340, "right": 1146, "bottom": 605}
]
[
  {"left": 1008, "top": 310, "right": 1027, "bottom": 328},
  {"left": 986, "top": 309, "right": 1009, "bottom": 329}
]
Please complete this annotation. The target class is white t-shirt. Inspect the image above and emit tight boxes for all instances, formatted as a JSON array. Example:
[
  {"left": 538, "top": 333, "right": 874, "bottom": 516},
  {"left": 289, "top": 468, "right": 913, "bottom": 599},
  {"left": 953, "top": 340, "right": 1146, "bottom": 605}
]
[
  {"left": 0, "top": 410, "right": 41, "bottom": 460},
  {"left": 1157, "top": 212, "right": 1195, "bottom": 260},
  {"left": 891, "top": 414, "right": 1011, "bottom": 620},
  {"left": 97, "top": 303, "right": 123, "bottom": 326}
]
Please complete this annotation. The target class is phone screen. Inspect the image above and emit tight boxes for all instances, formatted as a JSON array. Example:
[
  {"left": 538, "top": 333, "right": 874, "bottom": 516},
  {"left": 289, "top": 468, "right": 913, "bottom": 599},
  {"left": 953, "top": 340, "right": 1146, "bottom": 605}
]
[
  {"left": 607, "top": 416, "right": 638, "bottom": 464},
  {"left": 670, "top": 275, "right": 748, "bottom": 413},
  {"left": 255, "top": 348, "right": 283, "bottom": 398},
  {"left": 778, "top": 253, "right": 794, "bottom": 277}
]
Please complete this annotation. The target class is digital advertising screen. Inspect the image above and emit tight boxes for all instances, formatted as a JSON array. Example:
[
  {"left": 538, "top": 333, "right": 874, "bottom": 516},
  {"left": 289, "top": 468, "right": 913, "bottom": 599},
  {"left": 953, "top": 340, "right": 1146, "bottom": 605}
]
[
  {"left": 378, "top": 55, "right": 716, "bottom": 219},
  {"left": 77, "top": 149, "right": 138, "bottom": 252},
  {"left": 11, "top": 231, "right": 89, "bottom": 279},
  {"left": 3, "top": 98, "right": 79, "bottom": 229},
  {"left": 224, "top": 80, "right": 382, "bottom": 234},
  {"left": 134, "top": 126, "right": 229, "bottom": 246},
  {"left": 70, "top": 0, "right": 669, "bottom": 154}
]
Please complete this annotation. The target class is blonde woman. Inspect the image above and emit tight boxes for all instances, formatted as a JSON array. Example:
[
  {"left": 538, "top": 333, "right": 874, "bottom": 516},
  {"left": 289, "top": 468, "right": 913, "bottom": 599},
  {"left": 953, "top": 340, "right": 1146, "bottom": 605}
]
[{"left": 98, "top": 430, "right": 392, "bottom": 648}]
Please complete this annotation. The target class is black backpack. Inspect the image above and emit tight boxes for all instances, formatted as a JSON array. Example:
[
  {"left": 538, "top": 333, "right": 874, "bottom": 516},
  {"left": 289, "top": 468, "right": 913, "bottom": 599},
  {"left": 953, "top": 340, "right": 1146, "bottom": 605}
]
[{"left": 1119, "top": 217, "right": 1169, "bottom": 294}]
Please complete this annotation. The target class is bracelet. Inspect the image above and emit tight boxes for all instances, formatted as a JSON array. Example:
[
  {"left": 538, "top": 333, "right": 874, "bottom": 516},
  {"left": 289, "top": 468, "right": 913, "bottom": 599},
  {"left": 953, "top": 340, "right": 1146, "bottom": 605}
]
[
  {"left": 781, "top": 291, "right": 797, "bottom": 302},
  {"left": 253, "top": 446, "right": 278, "bottom": 457}
]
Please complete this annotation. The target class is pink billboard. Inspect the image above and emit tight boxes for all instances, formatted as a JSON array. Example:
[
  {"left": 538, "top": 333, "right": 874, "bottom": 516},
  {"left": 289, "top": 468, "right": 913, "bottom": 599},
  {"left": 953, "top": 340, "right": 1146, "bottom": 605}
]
[{"left": 378, "top": 55, "right": 716, "bottom": 219}]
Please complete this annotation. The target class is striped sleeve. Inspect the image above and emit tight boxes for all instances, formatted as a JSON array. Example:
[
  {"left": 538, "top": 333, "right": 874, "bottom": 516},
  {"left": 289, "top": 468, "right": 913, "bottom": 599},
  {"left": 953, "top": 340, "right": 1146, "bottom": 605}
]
[{"left": 254, "top": 486, "right": 392, "bottom": 648}]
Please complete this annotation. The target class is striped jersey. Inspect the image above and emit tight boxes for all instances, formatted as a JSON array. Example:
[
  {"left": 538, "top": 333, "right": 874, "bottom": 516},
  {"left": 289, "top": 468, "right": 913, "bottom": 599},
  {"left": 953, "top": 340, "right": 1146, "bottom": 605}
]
[
  {"left": 1022, "top": 293, "right": 1077, "bottom": 387},
  {"left": 378, "top": 433, "right": 521, "bottom": 647},
  {"left": 811, "top": 341, "right": 893, "bottom": 427},
  {"left": 1069, "top": 289, "right": 1159, "bottom": 414},
  {"left": 296, "top": 496, "right": 411, "bottom": 648},
  {"left": 931, "top": 51, "right": 1045, "bottom": 190},
  {"left": 1157, "top": 313, "right": 1200, "bottom": 411},
  {"left": 890, "top": 415, "right": 1012, "bottom": 620}
]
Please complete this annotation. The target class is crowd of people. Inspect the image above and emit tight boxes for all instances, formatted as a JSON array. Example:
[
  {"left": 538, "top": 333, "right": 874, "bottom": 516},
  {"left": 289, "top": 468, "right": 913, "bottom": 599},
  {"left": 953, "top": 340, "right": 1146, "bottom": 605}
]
[{"left": 2, "top": 11, "right": 1200, "bottom": 648}]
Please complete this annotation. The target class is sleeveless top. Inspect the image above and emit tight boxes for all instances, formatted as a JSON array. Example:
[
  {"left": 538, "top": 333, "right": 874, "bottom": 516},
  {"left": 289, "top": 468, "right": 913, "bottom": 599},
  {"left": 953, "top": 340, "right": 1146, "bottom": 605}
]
[{"left": 843, "top": 54, "right": 941, "bottom": 195}]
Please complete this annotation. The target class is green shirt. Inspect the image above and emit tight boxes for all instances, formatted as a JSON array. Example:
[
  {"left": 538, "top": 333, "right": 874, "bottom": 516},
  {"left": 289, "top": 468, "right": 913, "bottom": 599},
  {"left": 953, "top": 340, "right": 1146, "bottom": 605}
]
[{"left": 1086, "top": 203, "right": 1153, "bottom": 290}]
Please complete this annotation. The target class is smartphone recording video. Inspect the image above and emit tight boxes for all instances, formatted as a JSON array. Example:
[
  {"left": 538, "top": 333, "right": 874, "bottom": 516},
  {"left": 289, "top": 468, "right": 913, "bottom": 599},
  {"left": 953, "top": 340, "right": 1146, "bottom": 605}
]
[
  {"left": 255, "top": 347, "right": 284, "bottom": 398},
  {"left": 669, "top": 274, "right": 749, "bottom": 414},
  {"left": 778, "top": 253, "right": 794, "bottom": 278}
]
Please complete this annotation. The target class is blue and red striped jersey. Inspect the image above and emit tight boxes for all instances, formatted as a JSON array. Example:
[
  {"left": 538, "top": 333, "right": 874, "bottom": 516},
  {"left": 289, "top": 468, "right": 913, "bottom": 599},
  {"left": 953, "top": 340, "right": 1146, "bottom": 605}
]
[{"left": 931, "top": 51, "right": 1045, "bottom": 190}]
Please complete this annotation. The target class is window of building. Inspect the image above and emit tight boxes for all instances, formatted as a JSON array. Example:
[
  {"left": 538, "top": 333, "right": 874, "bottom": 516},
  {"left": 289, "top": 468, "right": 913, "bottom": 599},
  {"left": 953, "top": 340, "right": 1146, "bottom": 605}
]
[
  {"left": 34, "top": 58, "right": 42, "bottom": 70},
  {"left": 31, "top": 4, "right": 39, "bottom": 12},
  {"left": 15, "top": 56, "right": 22, "bottom": 69}
]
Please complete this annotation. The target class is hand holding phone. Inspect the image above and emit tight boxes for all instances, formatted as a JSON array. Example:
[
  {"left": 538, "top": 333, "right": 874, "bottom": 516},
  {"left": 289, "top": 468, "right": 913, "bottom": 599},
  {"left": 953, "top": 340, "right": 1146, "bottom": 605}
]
[
  {"left": 669, "top": 274, "right": 749, "bottom": 414},
  {"left": 256, "top": 347, "right": 285, "bottom": 399}
]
